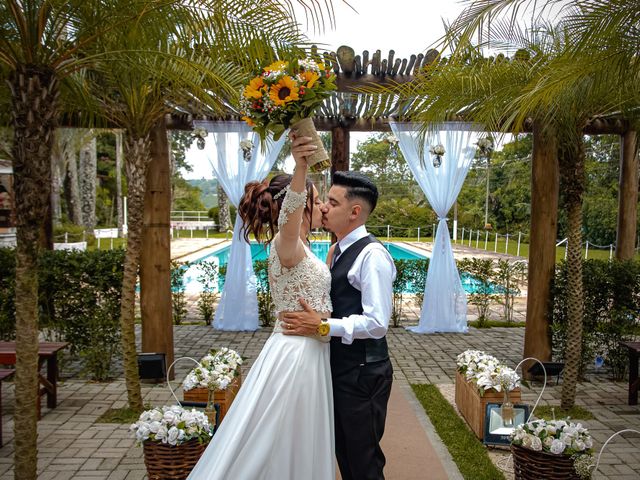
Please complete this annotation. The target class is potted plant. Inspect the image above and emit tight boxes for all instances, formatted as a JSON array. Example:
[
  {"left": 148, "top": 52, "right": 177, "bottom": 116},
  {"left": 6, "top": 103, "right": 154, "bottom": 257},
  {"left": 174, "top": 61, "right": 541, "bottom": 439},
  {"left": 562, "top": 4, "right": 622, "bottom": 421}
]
[
  {"left": 130, "top": 405, "right": 212, "bottom": 480},
  {"left": 182, "top": 348, "right": 243, "bottom": 423},
  {"left": 511, "top": 419, "right": 594, "bottom": 479},
  {"left": 455, "top": 349, "right": 522, "bottom": 439}
]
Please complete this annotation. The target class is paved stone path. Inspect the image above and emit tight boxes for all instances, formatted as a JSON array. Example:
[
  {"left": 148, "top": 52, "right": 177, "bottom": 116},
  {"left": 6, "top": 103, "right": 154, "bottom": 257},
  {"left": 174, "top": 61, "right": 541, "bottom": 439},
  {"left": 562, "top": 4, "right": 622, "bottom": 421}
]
[
  {"left": 1, "top": 322, "right": 638, "bottom": 479},
  {"left": 0, "top": 239, "right": 637, "bottom": 478}
]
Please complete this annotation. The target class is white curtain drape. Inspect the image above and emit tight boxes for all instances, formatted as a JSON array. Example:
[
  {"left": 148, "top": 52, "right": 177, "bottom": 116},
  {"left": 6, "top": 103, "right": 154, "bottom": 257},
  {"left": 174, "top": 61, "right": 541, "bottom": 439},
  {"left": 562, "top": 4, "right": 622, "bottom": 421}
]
[
  {"left": 390, "top": 121, "right": 479, "bottom": 333},
  {"left": 197, "top": 121, "right": 286, "bottom": 331}
]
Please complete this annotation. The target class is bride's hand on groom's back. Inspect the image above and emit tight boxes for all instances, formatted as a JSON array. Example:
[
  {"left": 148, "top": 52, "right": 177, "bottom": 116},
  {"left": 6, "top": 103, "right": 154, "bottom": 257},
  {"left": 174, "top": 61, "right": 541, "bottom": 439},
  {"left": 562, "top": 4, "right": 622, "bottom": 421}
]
[{"left": 281, "top": 298, "right": 321, "bottom": 336}]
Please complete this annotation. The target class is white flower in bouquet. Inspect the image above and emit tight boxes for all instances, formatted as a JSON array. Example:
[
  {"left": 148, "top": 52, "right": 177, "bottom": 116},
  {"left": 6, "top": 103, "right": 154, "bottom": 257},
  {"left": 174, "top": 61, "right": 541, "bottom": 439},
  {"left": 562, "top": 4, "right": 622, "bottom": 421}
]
[
  {"left": 239, "top": 139, "right": 253, "bottom": 161},
  {"left": 130, "top": 405, "right": 212, "bottom": 446}
]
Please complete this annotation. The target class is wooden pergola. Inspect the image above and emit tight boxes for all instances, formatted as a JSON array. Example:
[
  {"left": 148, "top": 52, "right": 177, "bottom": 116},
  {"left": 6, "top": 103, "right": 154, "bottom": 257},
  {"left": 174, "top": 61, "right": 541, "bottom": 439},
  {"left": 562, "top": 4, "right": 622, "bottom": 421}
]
[{"left": 143, "top": 45, "right": 638, "bottom": 374}]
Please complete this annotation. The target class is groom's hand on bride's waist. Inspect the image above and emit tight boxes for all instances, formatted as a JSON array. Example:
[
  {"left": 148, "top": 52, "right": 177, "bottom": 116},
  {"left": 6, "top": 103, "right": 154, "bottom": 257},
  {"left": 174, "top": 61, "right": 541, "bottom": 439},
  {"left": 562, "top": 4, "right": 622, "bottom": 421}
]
[{"left": 281, "top": 299, "right": 321, "bottom": 336}]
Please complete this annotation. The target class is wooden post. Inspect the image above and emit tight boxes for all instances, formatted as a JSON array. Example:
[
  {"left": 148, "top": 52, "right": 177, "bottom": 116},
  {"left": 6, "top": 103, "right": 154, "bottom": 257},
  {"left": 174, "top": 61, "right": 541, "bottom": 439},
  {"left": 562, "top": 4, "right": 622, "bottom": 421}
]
[
  {"left": 140, "top": 118, "right": 174, "bottom": 379},
  {"left": 616, "top": 130, "right": 639, "bottom": 260},
  {"left": 523, "top": 121, "right": 558, "bottom": 373},
  {"left": 330, "top": 125, "right": 350, "bottom": 175},
  {"left": 330, "top": 125, "right": 350, "bottom": 243}
]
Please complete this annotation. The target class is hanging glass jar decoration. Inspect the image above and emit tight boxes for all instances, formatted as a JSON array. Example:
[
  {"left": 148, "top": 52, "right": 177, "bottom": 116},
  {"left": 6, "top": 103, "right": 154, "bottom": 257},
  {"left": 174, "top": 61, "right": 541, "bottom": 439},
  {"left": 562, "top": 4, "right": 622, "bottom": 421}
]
[
  {"left": 429, "top": 144, "right": 445, "bottom": 168},
  {"left": 193, "top": 127, "right": 208, "bottom": 150},
  {"left": 240, "top": 139, "right": 253, "bottom": 162}
]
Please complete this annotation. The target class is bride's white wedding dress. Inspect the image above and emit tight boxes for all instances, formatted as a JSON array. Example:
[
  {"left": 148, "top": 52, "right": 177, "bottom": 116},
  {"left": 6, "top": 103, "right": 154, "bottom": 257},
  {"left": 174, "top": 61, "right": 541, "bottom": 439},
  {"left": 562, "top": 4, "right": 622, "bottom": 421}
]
[{"left": 188, "top": 189, "right": 335, "bottom": 480}]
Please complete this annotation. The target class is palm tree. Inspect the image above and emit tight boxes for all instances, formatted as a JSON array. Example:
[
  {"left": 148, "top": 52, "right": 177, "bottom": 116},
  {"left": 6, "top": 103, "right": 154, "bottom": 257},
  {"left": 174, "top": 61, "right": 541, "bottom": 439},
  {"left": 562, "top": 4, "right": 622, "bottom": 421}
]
[
  {"left": 0, "top": 1, "right": 338, "bottom": 474},
  {"left": 73, "top": 1, "right": 333, "bottom": 413},
  {"left": 0, "top": 2, "right": 164, "bottom": 477},
  {"left": 378, "top": 1, "right": 638, "bottom": 408}
]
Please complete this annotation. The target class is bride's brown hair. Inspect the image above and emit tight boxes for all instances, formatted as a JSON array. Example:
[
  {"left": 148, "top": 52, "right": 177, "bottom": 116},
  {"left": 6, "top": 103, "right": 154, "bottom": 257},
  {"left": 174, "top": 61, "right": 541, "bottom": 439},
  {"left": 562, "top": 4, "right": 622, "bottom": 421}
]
[{"left": 238, "top": 174, "right": 314, "bottom": 244}]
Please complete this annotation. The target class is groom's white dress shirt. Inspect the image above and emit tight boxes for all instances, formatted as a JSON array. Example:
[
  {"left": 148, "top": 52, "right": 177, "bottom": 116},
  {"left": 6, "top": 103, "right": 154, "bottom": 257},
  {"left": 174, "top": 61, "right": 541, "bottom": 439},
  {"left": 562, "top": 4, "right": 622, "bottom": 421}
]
[{"left": 327, "top": 225, "right": 397, "bottom": 345}]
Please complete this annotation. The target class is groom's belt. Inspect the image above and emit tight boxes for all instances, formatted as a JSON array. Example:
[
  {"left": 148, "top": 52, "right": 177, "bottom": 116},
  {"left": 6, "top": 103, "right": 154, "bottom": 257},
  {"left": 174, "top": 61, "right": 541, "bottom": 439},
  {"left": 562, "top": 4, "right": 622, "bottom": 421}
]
[{"left": 330, "top": 336, "right": 389, "bottom": 368}]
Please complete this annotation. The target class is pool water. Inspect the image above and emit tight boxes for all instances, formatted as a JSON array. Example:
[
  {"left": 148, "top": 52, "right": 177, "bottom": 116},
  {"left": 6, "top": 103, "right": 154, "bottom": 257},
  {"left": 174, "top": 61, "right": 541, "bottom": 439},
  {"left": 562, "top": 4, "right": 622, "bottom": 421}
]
[{"left": 180, "top": 242, "right": 496, "bottom": 295}]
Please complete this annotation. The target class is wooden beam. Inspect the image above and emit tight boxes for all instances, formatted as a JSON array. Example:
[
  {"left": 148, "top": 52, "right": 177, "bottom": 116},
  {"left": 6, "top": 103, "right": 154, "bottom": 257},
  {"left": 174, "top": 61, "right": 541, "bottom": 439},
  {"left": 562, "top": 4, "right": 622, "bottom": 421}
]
[
  {"left": 616, "top": 130, "right": 639, "bottom": 260},
  {"left": 523, "top": 120, "right": 558, "bottom": 373},
  {"left": 140, "top": 118, "right": 174, "bottom": 379}
]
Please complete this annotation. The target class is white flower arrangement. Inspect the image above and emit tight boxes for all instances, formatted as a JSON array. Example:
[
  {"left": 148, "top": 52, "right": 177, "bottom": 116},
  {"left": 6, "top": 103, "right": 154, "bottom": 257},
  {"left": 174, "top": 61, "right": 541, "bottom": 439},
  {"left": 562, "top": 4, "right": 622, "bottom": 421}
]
[
  {"left": 476, "top": 136, "right": 494, "bottom": 155},
  {"left": 430, "top": 144, "right": 446, "bottom": 156},
  {"left": 130, "top": 405, "right": 212, "bottom": 446},
  {"left": 456, "top": 349, "right": 521, "bottom": 395},
  {"left": 192, "top": 127, "right": 208, "bottom": 138},
  {"left": 182, "top": 348, "right": 243, "bottom": 392},
  {"left": 239, "top": 139, "right": 253, "bottom": 161},
  {"left": 512, "top": 419, "right": 594, "bottom": 478}
]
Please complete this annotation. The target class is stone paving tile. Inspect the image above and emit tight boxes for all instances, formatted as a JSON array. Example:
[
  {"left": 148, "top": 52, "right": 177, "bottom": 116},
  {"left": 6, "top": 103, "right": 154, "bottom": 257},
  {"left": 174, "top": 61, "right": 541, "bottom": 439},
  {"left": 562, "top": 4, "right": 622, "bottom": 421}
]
[{"left": 1, "top": 297, "right": 639, "bottom": 478}]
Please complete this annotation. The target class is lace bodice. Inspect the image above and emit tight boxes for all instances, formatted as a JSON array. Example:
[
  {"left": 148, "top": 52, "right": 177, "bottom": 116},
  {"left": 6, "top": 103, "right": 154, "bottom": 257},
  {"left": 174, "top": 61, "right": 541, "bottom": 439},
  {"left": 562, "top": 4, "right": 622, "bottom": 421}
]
[{"left": 269, "top": 243, "right": 332, "bottom": 334}]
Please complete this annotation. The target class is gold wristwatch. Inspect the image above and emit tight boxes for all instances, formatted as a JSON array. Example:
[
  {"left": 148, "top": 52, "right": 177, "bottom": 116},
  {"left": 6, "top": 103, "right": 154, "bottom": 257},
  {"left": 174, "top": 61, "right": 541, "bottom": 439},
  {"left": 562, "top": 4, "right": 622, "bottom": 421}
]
[{"left": 317, "top": 318, "right": 330, "bottom": 337}]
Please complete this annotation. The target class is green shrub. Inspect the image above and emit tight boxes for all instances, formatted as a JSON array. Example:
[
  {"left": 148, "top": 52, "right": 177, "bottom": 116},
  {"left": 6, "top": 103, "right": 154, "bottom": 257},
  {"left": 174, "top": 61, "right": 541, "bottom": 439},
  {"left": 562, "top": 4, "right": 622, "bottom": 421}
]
[
  {"left": 0, "top": 248, "right": 16, "bottom": 340},
  {"left": 254, "top": 259, "right": 275, "bottom": 327},
  {"left": 196, "top": 260, "right": 218, "bottom": 325},
  {"left": 38, "top": 248, "right": 125, "bottom": 380},
  {"left": 458, "top": 258, "right": 495, "bottom": 327},
  {"left": 551, "top": 259, "right": 640, "bottom": 380},
  {"left": 170, "top": 260, "right": 189, "bottom": 325}
]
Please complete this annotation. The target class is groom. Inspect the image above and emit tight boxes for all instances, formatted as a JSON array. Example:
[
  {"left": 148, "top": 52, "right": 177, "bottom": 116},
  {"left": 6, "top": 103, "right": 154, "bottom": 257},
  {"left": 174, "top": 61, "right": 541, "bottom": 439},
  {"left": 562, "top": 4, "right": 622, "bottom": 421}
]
[{"left": 283, "top": 170, "right": 396, "bottom": 480}]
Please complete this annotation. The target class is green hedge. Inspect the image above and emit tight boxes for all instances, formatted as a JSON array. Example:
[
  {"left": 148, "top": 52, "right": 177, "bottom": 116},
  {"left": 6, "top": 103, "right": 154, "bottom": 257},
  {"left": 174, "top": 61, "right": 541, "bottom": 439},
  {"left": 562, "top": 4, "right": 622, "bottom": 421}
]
[
  {"left": 0, "top": 247, "right": 125, "bottom": 380},
  {"left": 551, "top": 259, "right": 640, "bottom": 380}
]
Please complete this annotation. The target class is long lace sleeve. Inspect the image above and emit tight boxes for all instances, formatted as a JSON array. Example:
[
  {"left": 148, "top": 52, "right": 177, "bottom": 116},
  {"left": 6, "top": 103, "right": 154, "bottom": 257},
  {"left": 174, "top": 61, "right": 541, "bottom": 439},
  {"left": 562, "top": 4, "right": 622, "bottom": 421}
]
[{"left": 277, "top": 186, "right": 308, "bottom": 229}]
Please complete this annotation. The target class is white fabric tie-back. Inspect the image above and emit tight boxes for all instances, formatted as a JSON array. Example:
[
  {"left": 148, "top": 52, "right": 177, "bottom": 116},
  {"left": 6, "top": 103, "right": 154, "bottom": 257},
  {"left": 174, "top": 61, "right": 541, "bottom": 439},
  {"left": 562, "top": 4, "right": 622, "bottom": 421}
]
[
  {"left": 390, "top": 121, "right": 479, "bottom": 333},
  {"left": 197, "top": 121, "right": 286, "bottom": 331}
]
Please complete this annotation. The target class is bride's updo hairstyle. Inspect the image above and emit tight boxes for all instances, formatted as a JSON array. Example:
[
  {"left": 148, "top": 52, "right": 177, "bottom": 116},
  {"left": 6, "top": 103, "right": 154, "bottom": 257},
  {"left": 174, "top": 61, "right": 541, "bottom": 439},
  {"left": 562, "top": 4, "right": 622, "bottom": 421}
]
[{"left": 239, "top": 174, "right": 314, "bottom": 244}]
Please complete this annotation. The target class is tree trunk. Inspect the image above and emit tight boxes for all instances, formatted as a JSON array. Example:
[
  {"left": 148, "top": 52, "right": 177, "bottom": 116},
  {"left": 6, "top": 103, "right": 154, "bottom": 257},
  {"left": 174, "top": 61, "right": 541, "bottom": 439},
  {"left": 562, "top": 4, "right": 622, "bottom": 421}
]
[
  {"left": 141, "top": 120, "right": 174, "bottom": 379},
  {"left": 616, "top": 130, "right": 639, "bottom": 260},
  {"left": 523, "top": 121, "right": 558, "bottom": 374},
  {"left": 120, "top": 134, "right": 151, "bottom": 413},
  {"left": 217, "top": 185, "right": 231, "bottom": 232},
  {"left": 65, "top": 149, "right": 82, "bottom": 225},
  {"left": 116, "top": 131, "right": 125, "bottom": 237},
  {"left": 10, "top": 64, "right": 58, "bottom": 480},
  {"left": 51, "top": 145, "right": 63, "bottom": 227},
  {"left": 79, "top": 134, "right": 97, "bottom": 229},
  {"left": 559, "top": 134, "right": 586, "bottom": 410}
]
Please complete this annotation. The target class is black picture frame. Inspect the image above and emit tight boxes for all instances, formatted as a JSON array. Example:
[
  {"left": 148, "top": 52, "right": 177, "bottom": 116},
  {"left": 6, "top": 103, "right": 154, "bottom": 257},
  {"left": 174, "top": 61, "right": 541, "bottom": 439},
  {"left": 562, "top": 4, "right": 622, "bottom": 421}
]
[{"left": 483, "top": 402, "right": 530, "bottom": 446}]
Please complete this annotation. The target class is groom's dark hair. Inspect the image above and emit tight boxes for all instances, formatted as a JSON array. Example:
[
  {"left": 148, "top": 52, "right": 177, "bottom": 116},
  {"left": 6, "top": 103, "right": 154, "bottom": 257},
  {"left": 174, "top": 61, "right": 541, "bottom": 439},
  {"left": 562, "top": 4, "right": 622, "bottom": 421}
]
[{"left": 332, "top": 170, "right": 378, "bottom": 213}]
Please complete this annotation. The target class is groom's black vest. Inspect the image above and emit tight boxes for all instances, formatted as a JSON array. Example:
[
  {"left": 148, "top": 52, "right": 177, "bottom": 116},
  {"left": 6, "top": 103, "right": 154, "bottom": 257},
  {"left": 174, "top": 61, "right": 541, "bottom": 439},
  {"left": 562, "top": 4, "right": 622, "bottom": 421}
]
[{"left": 330, "top": 234, "right": 390, "bottom": 374}]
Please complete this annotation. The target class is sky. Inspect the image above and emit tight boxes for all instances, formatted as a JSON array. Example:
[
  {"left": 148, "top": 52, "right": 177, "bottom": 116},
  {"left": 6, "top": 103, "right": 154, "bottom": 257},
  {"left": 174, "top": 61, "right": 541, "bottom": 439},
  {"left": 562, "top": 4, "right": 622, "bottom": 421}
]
[{"left": 182, "top": 0, "right": 470, "bottom": 179}]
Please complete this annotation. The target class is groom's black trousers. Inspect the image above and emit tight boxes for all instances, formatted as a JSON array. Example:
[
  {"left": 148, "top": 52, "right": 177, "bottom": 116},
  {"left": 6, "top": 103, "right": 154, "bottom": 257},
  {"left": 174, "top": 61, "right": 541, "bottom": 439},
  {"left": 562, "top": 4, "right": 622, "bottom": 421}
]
[{"left": 332, "top": 358, "right": 393, "bottom": 480}]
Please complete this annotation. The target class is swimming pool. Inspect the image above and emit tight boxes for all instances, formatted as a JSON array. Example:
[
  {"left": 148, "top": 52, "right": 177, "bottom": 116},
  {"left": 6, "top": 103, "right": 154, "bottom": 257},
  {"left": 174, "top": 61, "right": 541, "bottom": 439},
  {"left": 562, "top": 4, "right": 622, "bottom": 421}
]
[{"left": 180, "top": 242, "right": 495, "bottom": 295}]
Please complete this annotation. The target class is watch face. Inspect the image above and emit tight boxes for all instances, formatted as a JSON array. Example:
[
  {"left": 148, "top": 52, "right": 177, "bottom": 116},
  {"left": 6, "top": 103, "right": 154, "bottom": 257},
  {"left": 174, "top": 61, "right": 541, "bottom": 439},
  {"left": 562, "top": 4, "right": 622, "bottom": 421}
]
[{"left": 318, "top": 323, "right": 330, "bottom": 336}]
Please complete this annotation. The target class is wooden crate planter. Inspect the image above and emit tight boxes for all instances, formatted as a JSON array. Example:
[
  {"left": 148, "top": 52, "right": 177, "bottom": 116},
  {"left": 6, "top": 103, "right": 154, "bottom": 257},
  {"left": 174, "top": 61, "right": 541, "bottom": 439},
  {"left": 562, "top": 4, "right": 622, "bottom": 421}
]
[
  {"left": 183, "top": 373, "right": 241, "bottom": 424},
  {"left": 455, "top": 370, "right": 521, "bottom": 440}
]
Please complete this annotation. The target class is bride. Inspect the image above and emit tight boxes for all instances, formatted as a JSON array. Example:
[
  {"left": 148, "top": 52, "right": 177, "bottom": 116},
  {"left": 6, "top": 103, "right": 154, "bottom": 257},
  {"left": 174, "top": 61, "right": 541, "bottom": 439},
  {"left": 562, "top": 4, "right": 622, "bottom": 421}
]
[{"left": 187, "top": 133, "right": 334, "bottom": 479}]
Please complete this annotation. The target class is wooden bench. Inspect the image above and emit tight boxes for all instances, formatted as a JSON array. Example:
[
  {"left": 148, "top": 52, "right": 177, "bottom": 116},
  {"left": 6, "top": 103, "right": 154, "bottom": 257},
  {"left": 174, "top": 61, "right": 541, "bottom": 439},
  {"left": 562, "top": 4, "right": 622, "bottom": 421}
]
[
  {"left": 621, "top": 341, "right": 640, "bottom": 405},
  {"left": 0, "top": 369, "right": 14, "bottom": 447},
  {"left": 0, "top": 342, "right": 68, "bottom": 416}
]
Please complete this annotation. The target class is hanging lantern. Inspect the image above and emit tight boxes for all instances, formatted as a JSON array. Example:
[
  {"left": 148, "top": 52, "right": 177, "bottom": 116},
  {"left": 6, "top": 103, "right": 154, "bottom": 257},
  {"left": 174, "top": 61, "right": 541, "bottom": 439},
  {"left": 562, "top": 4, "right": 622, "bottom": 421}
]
[
  {"left": 239, "top": 139, "right": 253, "bottom": 162},
  {"left": 429, "top": 144, "right": 445, "bottom": 168},
  {"left": 193, "top": 127, "right": 208, "bottom": 150}
]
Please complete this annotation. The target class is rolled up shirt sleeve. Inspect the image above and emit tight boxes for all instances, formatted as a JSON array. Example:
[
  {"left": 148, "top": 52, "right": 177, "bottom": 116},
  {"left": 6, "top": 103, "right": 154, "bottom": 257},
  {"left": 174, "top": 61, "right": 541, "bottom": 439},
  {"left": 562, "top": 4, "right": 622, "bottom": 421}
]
[{"left": 327, "top": 243, "right": 396, "bottom": 344}]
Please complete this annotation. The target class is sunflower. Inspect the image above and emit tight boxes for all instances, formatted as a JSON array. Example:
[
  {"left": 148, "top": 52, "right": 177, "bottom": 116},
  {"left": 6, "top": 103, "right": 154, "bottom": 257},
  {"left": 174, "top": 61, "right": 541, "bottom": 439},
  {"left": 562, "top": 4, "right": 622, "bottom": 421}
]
[
  {"left": 263, "top": 60, "right": 288, "bottom": 72},
  {"left": 299, "top": 71, "right": 320, "bottom": 89},
  {"left": 269, "top": 76, "right": 299, "bottom": 106},
  {"left": 244, "top": 77, "right": 265, "bottom": 100},
  {"left": 242, "top": 116, "right": 255, "bottom": 127}
]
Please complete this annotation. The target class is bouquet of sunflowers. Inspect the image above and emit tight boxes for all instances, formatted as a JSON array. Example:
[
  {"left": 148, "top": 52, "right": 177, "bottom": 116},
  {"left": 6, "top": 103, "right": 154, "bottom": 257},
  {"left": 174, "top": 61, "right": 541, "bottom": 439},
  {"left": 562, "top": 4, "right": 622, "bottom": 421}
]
[{"left": 240, "top": 58, "right": 337, "bottom": 171}]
